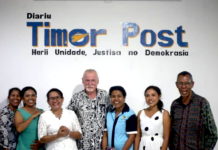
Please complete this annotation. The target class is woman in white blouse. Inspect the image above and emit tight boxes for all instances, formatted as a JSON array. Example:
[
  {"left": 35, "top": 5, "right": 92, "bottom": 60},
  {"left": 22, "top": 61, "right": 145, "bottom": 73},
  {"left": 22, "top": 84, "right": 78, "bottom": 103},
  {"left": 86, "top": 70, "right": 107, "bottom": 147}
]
[{"left": 38, "top": 88, "right": 82, "bottom": 150}]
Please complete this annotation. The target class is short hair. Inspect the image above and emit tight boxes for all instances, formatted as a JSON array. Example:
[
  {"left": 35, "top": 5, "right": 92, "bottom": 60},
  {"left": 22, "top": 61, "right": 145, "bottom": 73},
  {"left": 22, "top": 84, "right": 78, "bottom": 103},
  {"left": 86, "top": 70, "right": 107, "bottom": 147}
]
[
  {"left": 8, "top": 87, "right": 21, "bottom": 98},
  {"left": 177, "top": 71, "right": 193, "bottom": 82},
  {"left": 83, "top": 69, "right": 99, "bottom": 80},
  {"left": 144, "top": 86, "right": 163, "bottom": 112},
  {"left": 21, "top": 86, "right": 37, "bottom": 98},
  {"left": 46, "top": 88, "right": 63, "bottom": 100},
  {"left": 109, "top": 86, "right": 127, "bottom": 98}
]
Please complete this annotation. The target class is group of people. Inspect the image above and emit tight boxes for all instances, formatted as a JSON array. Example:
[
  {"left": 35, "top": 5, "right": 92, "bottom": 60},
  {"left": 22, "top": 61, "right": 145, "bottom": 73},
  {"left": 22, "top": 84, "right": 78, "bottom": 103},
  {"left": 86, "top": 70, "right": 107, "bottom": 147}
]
[{"left": 0, "top": 69, "right": 217, "bottom": 150}]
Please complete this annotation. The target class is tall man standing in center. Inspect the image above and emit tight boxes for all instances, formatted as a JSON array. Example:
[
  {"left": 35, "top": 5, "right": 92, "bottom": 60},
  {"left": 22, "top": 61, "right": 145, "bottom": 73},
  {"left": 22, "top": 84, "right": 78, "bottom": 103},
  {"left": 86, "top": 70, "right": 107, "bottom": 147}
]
[{"left": 67, "top": 69, "right": 111, "bottom": 150}]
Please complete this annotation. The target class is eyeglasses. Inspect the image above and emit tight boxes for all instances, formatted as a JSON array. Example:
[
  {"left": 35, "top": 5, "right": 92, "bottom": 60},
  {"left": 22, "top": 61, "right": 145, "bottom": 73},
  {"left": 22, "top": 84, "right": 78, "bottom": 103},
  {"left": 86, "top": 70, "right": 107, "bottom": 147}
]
[
  {"left": 49, "top": 96, "right": 61, "bottom": 101},
  {"left": 177, "top": 82, "right": 192, "bottom": 87}
]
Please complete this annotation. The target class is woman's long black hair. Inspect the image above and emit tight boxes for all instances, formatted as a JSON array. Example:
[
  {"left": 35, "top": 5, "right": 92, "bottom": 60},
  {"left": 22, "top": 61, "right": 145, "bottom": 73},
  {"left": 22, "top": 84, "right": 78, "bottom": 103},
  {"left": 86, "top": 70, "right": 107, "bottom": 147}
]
[{"left": 144, "top": 86, "right": 163, "bottom": 112}]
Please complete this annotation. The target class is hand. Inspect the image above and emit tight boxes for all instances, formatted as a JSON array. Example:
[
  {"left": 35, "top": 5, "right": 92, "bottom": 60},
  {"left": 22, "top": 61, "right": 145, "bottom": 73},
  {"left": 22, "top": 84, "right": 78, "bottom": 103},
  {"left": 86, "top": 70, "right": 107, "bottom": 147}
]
[
  {"left": 63, "top": 126, "right": 70, "bottom": 137},
  {"left": 32, "top": 110, "right": 44, "bottom": 119},
  {"left": 57, "top": 126, "right": 70, "bottom": 138},
  {"left": 105, "top": 146, "right": 116, "bottom": 150},
  {"left": 30, "top": 140, "right": 43, "bottom": 150}
]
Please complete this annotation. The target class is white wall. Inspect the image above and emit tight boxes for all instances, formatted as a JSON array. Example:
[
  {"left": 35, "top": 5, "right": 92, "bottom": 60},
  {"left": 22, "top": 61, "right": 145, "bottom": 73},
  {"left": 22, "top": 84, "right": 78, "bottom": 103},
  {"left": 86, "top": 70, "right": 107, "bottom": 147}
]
[{"left": 0, "top": 0, "right": 218, "bottom": 149}]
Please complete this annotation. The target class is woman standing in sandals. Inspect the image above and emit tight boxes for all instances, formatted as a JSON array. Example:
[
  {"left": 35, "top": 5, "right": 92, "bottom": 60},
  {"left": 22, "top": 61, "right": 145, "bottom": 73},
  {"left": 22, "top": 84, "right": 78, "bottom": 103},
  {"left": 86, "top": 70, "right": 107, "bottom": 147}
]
[
  {"left": 14, "top": 86, "right": 44, "bottom": 150},
  {"left": 134, "top": 86, "right": 171, "bottom": 150}
]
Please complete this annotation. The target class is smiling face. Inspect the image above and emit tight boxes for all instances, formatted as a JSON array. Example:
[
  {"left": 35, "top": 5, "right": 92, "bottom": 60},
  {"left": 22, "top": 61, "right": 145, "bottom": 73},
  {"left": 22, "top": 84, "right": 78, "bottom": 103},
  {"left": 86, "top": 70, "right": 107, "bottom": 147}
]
[
  {"left": 82, "top": 71, "right": 99, "bottom": 93},
  {"left": 145, "top": 88, "right": 161, "bottom": 108},
  {"left": 23, "top": 89, "right": 37, "bottom": 107},
  {"left": 176, "top": 74, "right": 194, "bottom": 99},
  {"left": 110, "top": 90, "right": 125, "bottom": 110},
  {"left": 47, "top": 91, "right": 63, "bottom": 111},
  {"left": 8, "top": 90, "right": 21, "bottom": 108}
]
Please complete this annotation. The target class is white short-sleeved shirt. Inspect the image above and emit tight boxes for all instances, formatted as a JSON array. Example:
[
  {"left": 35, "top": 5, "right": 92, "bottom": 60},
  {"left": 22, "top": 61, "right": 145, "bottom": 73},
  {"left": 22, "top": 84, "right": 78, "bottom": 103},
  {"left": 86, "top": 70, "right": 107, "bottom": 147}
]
[{"left": 38, "top": 109, "right": 82, "bottom": 150}]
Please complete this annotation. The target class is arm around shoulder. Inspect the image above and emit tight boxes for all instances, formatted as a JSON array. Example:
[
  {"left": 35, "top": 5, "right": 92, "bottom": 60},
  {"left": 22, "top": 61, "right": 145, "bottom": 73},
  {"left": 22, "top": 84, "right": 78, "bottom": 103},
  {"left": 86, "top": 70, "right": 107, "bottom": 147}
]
[{"left": 14, "top": 110, "right": 34, "bottom": 133}]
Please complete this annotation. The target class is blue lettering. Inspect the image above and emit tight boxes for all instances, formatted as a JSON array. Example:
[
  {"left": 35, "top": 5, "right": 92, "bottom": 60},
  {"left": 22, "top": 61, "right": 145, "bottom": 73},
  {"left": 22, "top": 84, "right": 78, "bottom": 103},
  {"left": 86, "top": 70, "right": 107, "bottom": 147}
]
[
  {"left": 158, "top": 30, "right": 174, "bottom": 47},
  {"left": 175, "top": 26, "right": 188, "bottom": 47},
  {"left": 51, "top": 29, "right": 67, "bottom": 46},
  {"left": 44, "top": 22, "right": 50, "bottom": 46},
  {"left": 141, "top": 30, "right": 156, "bottom": 47},
  {"left": 123, "top": 22, "right": 139, "bottom": 46},
  {"left": 27, "top": 22, "right": 43, "bottom": 46},
  {"left": 91, "top": 29, "right": 106, "bottom": 46}
]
